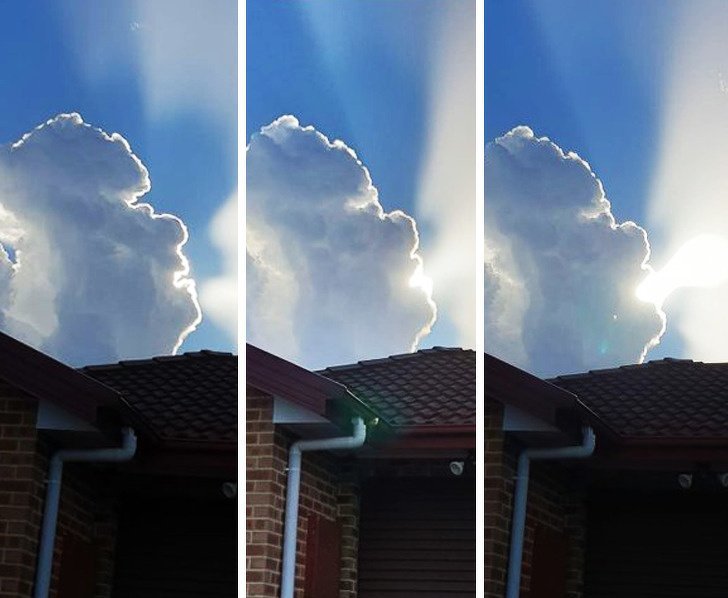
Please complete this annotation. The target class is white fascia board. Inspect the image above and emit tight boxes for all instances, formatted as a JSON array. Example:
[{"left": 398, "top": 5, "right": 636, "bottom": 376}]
[
  {"left": 503, "top": 403, "right": 559, "bottom": 433},
  {"left": 273, "top": 396, "right": 330, "bottom": 425},
  {"left": 36, "top": 399, "right": 98, "bottom": 432}
]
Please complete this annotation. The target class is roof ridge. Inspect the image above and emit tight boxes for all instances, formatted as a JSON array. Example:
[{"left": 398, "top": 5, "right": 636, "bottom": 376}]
[
  {"left": 646, "top": 357, "right": 696, "bottom": 365},
  {"left": 550, "top": 357, "right": 699, "bottom": 381},
  {"left": 81, "top": 363, "right": 124, "bottom": 372},
  {"left": 319, "top": 346, "right": 469, "bottom": 373},
  {"left": 80, "top": 350, "right": 237, "bottom": 370},
  {"left": 549, "top": 372, "right": 588, "bottom": 382}
]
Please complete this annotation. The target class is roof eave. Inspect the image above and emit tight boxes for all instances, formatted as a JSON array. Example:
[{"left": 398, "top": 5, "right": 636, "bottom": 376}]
[
  {"left": 247, "top": 343, "right": 391, "bottom": 436},
  {"left": 247, "top": 343, "right": 346, "bottom": 417},
  {"left": 379, "top": 424, "right": 476, "bottom": 450},
  {"left": 618, "top": 435, "right": 728, "bottom": 448},
  {"left": 486, "top": 353, "right": 580, "bottom": 431},
  {"left": 0, "top": 331, "right": 121, "bottom": 427}
]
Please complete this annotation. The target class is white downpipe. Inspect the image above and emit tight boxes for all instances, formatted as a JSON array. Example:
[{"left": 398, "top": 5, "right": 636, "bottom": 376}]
[
  {"left": 34, "top": 427, "right": 137, "bottom": 598},
  {"left": 505, "top": 426, "right": 596, "bottom": 598},
  {"left": 280, "top": 417, "right": 367, "bottom": 598}
]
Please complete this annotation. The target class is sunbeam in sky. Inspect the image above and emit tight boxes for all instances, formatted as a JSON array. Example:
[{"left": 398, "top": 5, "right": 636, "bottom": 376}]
[
  {"left": 644, "top": 2, "right": 728, "bottom": 362},
  {"left": 414, "top": 0, "right": 475, "bottom": 349}
]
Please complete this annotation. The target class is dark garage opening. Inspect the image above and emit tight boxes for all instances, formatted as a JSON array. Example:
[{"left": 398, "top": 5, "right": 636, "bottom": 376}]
[
  {"left": 584, "top": 491, "right": 728, "bottom": 598},
  {"left": 112, "top": 498, "right": 236, "bottom": 598}
]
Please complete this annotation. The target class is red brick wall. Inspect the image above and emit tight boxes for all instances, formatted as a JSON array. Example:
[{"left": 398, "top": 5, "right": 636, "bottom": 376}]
[
  {"left": 562, "top": 487, "right": 587, "bottom": 598},
  {"left": 485, "top": 398, "right": 587, "bottom": 598},
  {"left": 0, "top": 387, "right": 117, "bottom": 598},
  {"left": 336, "top": 480, "right": 359, "bottom": 598},
  {"left": 518, "top": 458, "right": 585, "bottom": 597},
  {"left": 51, "top": 459, "right": 117, "bottom": 598},
  {"left": 0, "top": 391, "right": 42, "bottom": 598},
  {"left": 246, "top": 393, "right": 286, "bottom": 597},
  {"left": 246, "top": 391, "right": 358, "bottom": 598},
  {"left": 485, "top": 399, "right": 510, "bottom": 598}
]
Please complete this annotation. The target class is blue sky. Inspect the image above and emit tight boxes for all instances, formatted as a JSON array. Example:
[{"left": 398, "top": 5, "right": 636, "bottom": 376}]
[
  {"left": 486, "top": 1, "right": 728, "bottom": 373},
  {"left": 247, "top": 1, "right": 432, "bottom": 224},
  {"left": 247, "top": 0, "right": 475, "bottom": 367},
  {"left": 0, "top": 2, "right": 236, "bottom": 362},
  {"left": 486, "top": 1, "right": 675, "bottom": 227}
]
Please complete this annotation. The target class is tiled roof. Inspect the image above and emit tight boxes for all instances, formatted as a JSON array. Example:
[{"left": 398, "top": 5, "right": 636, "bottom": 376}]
[
  {"left": 81, "top": 351, "right": 237, "bottom": 444},
  {"left": 318, "top": 347, "right": 475, "bottom": 427},
  {"left": 549, "top": 358, "right": 728, "bottom": 438}
]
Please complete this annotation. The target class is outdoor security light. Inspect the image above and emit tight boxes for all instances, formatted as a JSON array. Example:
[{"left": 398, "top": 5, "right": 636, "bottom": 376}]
[
  {"left": 221, "top": 482, "right": 237, "bottom": 498},
  {"left": 677, "top": 473, "right": 693, "bottom": 489},
  {"left": 449, "top": 461, "right": 465, "bottom": 476}
]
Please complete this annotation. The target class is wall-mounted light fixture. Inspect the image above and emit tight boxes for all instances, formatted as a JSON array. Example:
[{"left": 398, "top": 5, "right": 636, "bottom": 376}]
[
  {"left": 449, "top": 461, "right": 465, "bottom": 476},
  {"left": 222, "top": 482, "right": 237, "bottom": 498},
  {"left": 677, "top": 473, "right": 693, "bottom": 489}
]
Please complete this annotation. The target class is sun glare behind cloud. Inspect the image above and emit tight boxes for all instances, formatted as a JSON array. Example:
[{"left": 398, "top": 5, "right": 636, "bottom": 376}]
[
  {"left": 408, "top": 262, "right": 434, "bottom": 298},
  {"left": 407, "top": 260, "right": 438, "bottom": 351},
  {"left": 636, "top": 234, "right": 728, "bottom": 308}
]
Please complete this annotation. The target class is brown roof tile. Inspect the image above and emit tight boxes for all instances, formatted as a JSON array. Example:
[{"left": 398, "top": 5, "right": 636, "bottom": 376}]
[
  {"left": 549, "top": 358, "right": 728, "bottom": 438},
  {"left": 81, "top": 351, "right": 237, "bottom": 444},
  {"left": 318, "top": 347, "right": 475, "bottom": 427},
  {"left": 81, "top": 345, "right": 471, "bottom": 443}
]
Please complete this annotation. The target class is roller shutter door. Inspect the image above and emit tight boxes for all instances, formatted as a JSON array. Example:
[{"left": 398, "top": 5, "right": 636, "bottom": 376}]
[
  {"left": 358, "top": 477, "right": 475, "bottom": 597},
  {"left": 112, "top": 498, "right": 236, "bottom": 598},
  {"left": 584, "top": 494, "right": 728, "bottom": 598}
]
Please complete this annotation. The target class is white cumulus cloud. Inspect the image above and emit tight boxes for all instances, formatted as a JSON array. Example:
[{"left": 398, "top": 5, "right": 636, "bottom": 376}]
[
  {"left": 485, "top": 127, "right": 664, "bottom": 377},
  {"left": 247, "top": 116, "right": 436, "bottom": 368},
  {"left": 0, "top": 113, "right": 200, "bottom": 365}
]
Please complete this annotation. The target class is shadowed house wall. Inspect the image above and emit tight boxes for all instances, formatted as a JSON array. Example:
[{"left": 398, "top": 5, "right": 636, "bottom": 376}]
[
  {"left": 485, "top": 398, "right": 587, "bottom": 598},
  {"left": 0, "top": 387, "right": 117, "bottom": 598}
]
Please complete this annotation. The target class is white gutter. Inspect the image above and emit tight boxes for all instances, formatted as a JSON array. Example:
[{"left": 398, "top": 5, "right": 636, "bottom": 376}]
[
  {"left": 34, "top": 427, "right": 137, "bottom": 598},
  {"left": 280, "top": 417, "right": 367, "bottom": 598},
  {"left": 505, "top": 426, "right": 596, "bottom": 598}
]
